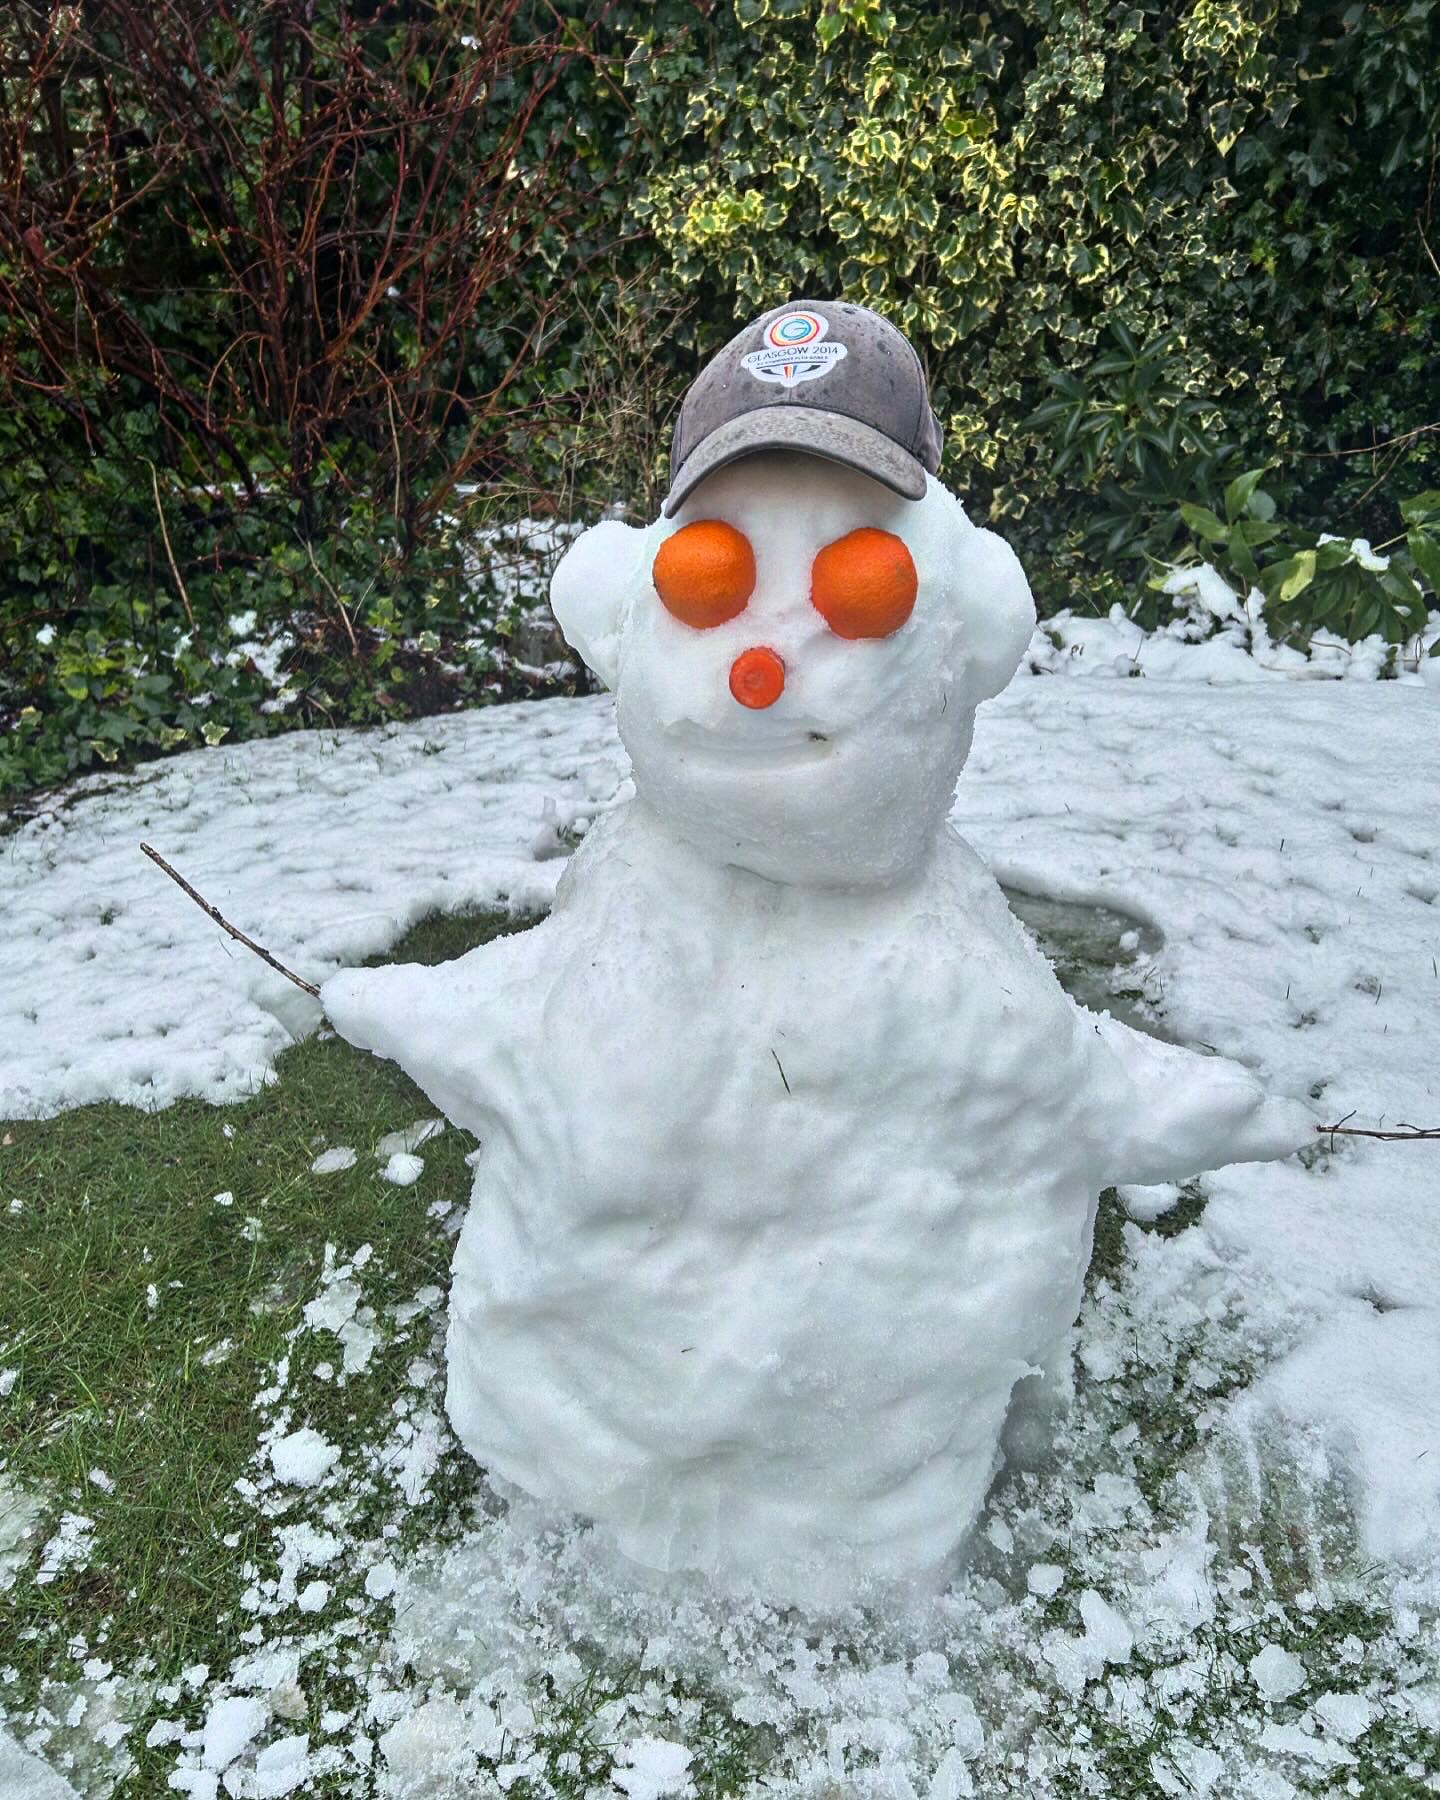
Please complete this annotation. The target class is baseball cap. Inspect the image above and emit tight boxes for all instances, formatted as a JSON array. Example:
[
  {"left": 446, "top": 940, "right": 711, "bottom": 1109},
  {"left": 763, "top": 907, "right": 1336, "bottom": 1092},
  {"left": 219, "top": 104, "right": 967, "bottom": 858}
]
[{"left": 664, "top": 299, "right": 943, "bottom": 517}]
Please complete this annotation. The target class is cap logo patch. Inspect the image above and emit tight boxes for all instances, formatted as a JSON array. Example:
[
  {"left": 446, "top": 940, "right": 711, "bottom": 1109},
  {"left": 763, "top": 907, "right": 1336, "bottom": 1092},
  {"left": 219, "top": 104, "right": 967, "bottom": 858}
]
[{"left": 740, "top": 311, "right": 848, "bottom": 388}]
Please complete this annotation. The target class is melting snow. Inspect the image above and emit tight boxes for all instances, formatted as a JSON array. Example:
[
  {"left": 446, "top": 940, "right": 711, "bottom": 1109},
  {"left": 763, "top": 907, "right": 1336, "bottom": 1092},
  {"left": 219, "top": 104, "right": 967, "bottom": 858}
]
[
  {"left": 310, "top": 1146, "right": 358, "bottom": 1175},
  {"left": 379, "top": 1152, "right": 424, "bottom": 1188},
  {"left": 376, "top": 1119, "right": 445, "bottom": 1157},
  {"left": 267, "top": 1430, "right": 339, "bottom": 1489},
  {"left": 3, "top": 600, "right": 1439, "bottom": 1796},
  {"left": 1249, "top": 1644, "right": 1308, "bottom": 1702},
  {"left": 611, "top": 1737, "right": 694, "bottom": 1799}
]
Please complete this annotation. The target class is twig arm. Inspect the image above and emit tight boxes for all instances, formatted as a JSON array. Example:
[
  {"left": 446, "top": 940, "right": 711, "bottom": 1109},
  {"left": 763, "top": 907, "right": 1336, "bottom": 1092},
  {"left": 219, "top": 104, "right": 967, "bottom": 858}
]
[
  {"left": 1316, "top": 1122, "right": 1440, "bottom": 1142},
  {"left": 140, "top": 842, "right": 321, "bottom": 999}
]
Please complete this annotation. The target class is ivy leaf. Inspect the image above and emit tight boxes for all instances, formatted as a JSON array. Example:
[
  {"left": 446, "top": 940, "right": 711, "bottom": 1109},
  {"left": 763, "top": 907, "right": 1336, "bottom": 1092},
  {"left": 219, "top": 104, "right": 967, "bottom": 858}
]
[
  {"left": 1380, "top": 564, "right": 1423, "bottom": 612},
  {"left": 1352, "top": 594, "right": 1383, "bottom": 639},
  {"left": 1400, "top": 491, "right": 1440, "bottom": 526},
  {"left": 1223, "top": 467, "right": 1269, "bottom": 523},
  {"left": 1178, "top": 502, "right": 1227, "bottom": 543},
  {"left": 1227, "top": 519, "right": 1262, "bottom": 585},
  {"left": 1264, "top": 550, "right": 1317, "bottom": 604},
  {"left": 1406, "top": 530, "right": 1440, "bottom": 594}
]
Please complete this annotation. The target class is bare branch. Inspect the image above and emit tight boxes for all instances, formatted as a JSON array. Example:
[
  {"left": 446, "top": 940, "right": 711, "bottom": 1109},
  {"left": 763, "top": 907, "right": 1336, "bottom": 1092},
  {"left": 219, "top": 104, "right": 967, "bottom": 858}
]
[
  {"left": 140, "top": 842, "right": 321, "bottom": 999},
  {"left": 1316, "top": 1122, "right": 1440, "bottom": 1142},
  {"left": 147, "top": 461, "right": 196, "bottom": 632}
]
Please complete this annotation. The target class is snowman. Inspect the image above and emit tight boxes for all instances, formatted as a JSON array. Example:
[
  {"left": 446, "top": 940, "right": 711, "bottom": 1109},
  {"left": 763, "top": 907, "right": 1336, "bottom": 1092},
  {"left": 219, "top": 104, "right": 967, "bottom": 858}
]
[{"left": 323, "top": 301, "right": 1312, "bottom": 1605}]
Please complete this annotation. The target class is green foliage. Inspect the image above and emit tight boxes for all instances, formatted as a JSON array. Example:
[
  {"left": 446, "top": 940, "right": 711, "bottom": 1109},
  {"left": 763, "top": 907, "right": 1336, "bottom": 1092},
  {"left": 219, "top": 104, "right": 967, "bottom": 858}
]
[
  {"left": 0, "top": 0, "right": 604, "bottom": 801},
  {"left": 1162, "top": 476, "right": 1440, "bottom": 652},
  {"left": 1027, "top": 322, "right": 1242, "bottom": 596},
  {"left": 3, "top": 0, "right": 1438, "bottom": 800},
  {"left": 625, "top": 0, "right": 1440, "bottom": 599}
]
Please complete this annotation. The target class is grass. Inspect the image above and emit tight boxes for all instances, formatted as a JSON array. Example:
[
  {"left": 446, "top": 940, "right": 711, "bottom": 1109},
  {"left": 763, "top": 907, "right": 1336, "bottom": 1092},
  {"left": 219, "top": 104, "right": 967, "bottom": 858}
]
[
  {"left": 2, "top": 899, "right": 1434, "bottom": 1798},
  {"left": 1, "top": 908, "right": 521, "bottom": 1789}
]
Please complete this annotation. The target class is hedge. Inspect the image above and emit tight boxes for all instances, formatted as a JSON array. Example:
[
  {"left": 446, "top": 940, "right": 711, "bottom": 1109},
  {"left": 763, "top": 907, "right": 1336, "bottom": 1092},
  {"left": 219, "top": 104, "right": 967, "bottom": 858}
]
[
  {"left": 626, "top": 0, "right": 1439, "bottom": 601},
  {"left": 2, "top": 0, "right": 1436, "bottom": 799}
]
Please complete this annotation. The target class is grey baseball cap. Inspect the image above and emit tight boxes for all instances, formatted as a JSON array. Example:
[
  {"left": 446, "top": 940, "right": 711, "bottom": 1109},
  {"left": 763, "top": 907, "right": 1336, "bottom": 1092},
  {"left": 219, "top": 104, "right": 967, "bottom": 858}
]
[{"left": 664, "top": 299, "right": 943, "bottom": 517}]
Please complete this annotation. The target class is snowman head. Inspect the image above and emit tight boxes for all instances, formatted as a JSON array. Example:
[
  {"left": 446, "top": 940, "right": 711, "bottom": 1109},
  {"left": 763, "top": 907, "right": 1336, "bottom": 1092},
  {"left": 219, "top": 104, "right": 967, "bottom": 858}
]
[{"left": 550, "top": 304, "right": 1035, "bottom": 888}]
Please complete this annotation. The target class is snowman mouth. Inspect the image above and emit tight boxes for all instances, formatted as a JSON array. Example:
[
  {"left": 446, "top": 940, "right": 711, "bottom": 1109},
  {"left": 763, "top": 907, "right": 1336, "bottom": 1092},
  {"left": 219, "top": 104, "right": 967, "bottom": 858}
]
[{"left": 668, "top": 720, "right": 837, "bottom": 767}]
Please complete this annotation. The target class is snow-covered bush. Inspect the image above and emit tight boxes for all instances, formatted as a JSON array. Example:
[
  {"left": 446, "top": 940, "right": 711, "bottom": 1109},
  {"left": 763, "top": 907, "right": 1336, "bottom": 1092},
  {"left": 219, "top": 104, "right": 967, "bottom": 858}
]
[{"left": 1161, "top": 480, "right": 1440, "bottom": 660}]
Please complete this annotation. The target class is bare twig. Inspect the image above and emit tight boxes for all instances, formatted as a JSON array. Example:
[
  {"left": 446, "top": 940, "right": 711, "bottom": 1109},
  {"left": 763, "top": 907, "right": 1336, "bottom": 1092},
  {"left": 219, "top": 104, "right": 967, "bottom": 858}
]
[
  {"left": 140, "top": 842, "right": 320, "bottom": 998},
  {"left": 1301, "top": 422, "right": 1439, "bottom": 460},
  {"left": 1316, "top": 1121, "right": 1440, "bottom": 1142},
  {"left": 302, "top": 537, "right": 359, "bottom": 657},
  {"left": 146, "top": 460, "right": 196, "bottom": 631},
  {"left": 1418, "top": 211, "right": 1440, "bottom": 283}
]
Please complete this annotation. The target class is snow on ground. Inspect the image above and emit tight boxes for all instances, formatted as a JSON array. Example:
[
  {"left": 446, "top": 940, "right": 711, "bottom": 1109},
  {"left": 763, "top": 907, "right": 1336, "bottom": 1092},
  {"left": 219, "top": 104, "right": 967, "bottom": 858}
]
[
  {"left": 3, "top": 600, "right": 1439, "bottom": 1795},
  {"left": 1, "top": 700, "right": 621, "bottom": 1116},
  {"left": 0, "top": 1724, "right": 80, "bottom": 1800}
]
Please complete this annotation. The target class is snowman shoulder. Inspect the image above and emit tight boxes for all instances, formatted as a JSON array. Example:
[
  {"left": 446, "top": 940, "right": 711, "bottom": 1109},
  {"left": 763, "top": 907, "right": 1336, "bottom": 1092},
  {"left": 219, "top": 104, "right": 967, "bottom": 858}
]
[
  {"left": 930, "top": 829, "right": 1056, "bottom": 966},
  {"left": 906, "top": 832, "right": 1096, "bottom": 1059}
]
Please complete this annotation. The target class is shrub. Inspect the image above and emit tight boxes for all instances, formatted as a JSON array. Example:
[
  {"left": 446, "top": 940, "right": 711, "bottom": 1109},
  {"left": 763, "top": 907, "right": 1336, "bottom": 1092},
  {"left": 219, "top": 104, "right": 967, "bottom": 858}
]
[
  {"left": 4, "top": 0, "right": 1438, "bottom": 798},
  {"left": 0, "top": 0, "right": 611, "bottom": 795},
  {"left": 624, "top": 0, "right": 1440, "bottom": 601},
  {"left": 1162, "top": 478, "right": 1440, "bottom": 654}
]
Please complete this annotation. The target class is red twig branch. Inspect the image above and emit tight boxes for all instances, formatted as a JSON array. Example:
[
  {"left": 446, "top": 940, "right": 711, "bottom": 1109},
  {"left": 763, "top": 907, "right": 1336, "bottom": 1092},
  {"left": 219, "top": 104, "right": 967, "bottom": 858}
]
[{"left": 2, "top": 0, "right": 608, "bottom": 542}]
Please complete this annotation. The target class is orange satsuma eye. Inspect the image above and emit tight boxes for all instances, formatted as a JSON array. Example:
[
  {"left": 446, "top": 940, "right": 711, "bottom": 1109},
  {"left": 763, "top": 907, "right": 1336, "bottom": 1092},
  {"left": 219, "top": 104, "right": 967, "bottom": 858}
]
[
  {"left": 652, "top": 519, "right": 755, "bottom": 629},
  {"left": 810, "top": 528, "right": 917, "bottom": 639}
]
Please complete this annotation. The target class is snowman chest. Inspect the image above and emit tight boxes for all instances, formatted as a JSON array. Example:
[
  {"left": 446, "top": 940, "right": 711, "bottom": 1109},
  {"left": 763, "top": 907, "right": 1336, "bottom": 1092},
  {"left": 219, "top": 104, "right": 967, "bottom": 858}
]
[{"left": 529, "top": 863, "right": 1090, "bottom": 1234}]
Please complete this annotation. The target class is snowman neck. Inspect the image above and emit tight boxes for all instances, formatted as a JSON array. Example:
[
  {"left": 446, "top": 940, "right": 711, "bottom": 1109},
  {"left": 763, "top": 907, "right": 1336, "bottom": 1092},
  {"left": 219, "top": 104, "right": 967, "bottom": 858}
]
[{"left": 625, "top": 794, "right": 941, "bottom": 903}]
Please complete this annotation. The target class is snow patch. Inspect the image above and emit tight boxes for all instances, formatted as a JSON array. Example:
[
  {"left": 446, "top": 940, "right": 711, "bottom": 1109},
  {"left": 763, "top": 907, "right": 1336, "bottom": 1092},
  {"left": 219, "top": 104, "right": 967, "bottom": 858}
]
[{"left": 267, "top": 1429, "right": 339, "bottom": 1489}]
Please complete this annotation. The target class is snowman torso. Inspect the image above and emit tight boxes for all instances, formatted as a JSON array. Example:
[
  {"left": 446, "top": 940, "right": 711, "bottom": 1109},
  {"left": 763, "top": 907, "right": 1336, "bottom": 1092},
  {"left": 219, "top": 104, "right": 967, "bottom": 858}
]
[{"left": 429, "top": 802, "right": 1104, "bottom": 1597}]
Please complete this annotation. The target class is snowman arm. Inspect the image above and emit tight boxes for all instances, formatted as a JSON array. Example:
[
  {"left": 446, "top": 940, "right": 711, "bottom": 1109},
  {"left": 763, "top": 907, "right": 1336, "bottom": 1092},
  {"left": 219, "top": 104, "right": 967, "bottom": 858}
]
[
  {"left": 1085, "top": 1010, "right": 1314, "bottom": 1188},
  {"left": 320, "top": 954, "right": 514, "bottom": 1138}
]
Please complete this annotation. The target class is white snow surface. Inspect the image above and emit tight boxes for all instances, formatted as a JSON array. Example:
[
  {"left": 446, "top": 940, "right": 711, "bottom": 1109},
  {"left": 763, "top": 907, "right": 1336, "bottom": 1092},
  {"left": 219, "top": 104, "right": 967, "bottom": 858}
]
[
  {"left": 3, "top": 566, "right": 1440, "bottom": 1791},
  {"left": 3, "top": 638, "right": 1438, "bottom": 1562},
  {"left": 0, "top": 1725, "right": 81, "bottom": 1800}
]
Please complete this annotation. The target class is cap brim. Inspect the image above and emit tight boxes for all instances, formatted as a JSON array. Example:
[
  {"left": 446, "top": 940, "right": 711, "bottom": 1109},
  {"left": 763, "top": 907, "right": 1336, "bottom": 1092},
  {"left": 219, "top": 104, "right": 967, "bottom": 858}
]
[{"left": 662, "top": 406, "right": 929, "bottom": 517}]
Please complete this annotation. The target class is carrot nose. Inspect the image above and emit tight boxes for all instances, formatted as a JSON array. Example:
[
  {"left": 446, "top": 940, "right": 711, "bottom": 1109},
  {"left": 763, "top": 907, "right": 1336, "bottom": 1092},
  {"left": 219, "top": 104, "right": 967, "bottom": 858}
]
[{"left": 729, "top": 646, "right": 786, "bottom": 709}]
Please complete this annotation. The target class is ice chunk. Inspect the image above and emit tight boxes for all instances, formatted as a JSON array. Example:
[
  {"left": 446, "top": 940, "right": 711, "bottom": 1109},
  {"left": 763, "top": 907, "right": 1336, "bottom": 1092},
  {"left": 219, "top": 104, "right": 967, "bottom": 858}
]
[
  {"left": 380, "top": 1152, "right": 424, "bottom": 1188},
  {"left": 309, "top": 1147, "right": 357, "bottom": 1175},
  {"left": 254, "top": 1733, "right": 311, "bottom": 1797},
  {"left": 365, "top": 1561, "right": 398, "bottom": 1600},
  {"left": 376, "top": 1119, "right": 445, "bottom": 1158},
  {"left": 1027, "top": 1563, "right": 1064, "bottom": 1598},
  {"left": 201, "top": 1694, "right": 267, "bottom": 1769},
  {"left": 1078, "top": 1589, "right": 1133, "bottom": 1664},
  {"left": 268, "top": 1428, "right": 339, "bottom": 1488},
  {"left": 611, "top": 1736, "right": 694, "bottom": 1800},
  {"left": 1249, "top": 1644, "right": 1307, "bottom": 1701}
]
